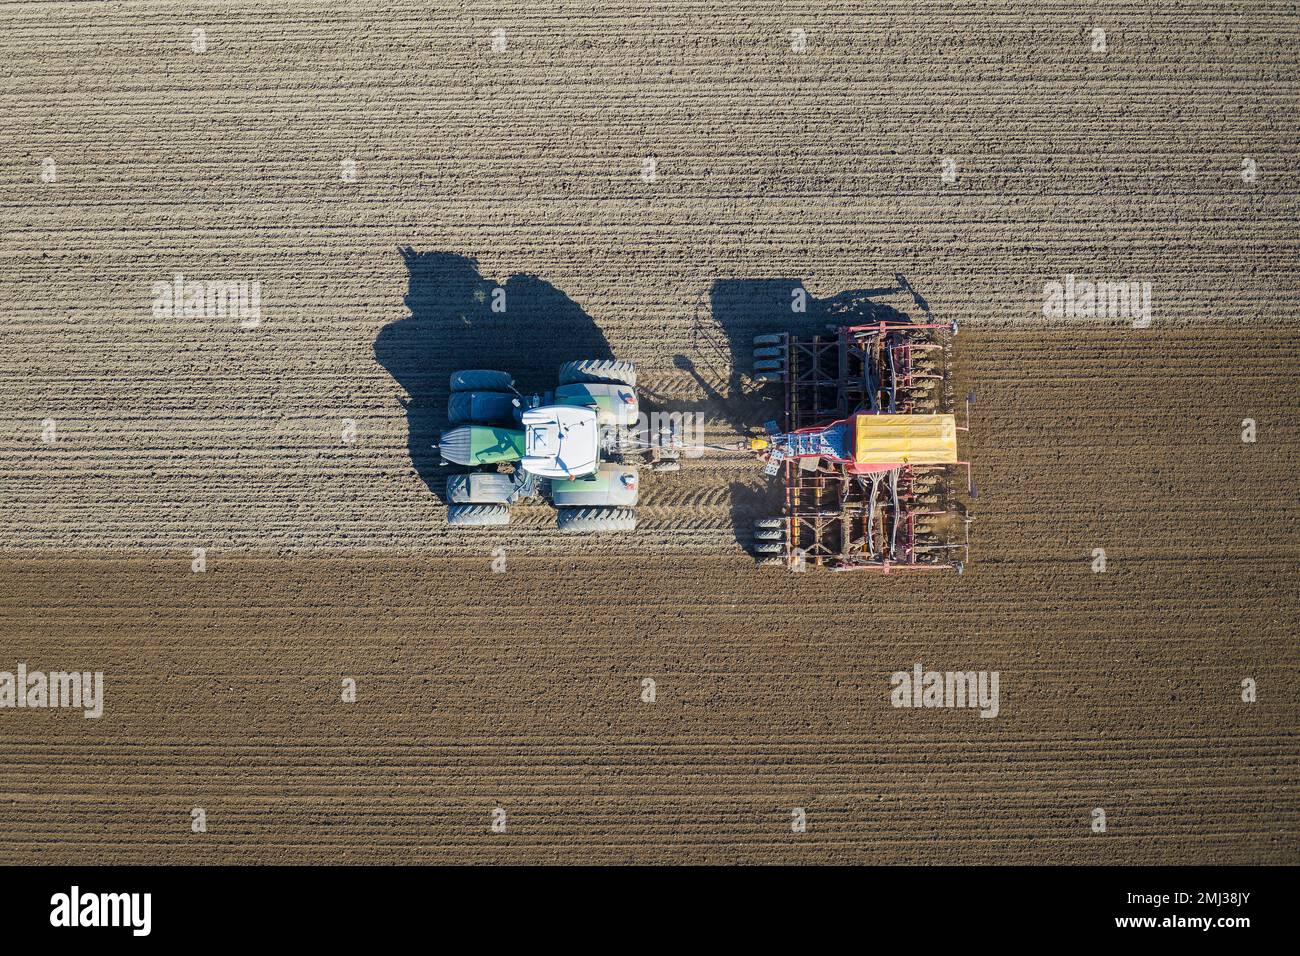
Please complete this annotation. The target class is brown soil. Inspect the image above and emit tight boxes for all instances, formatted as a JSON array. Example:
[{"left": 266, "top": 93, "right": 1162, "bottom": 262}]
[{"left": 0, "top": 2, "right": 1296, "bottom": 863}]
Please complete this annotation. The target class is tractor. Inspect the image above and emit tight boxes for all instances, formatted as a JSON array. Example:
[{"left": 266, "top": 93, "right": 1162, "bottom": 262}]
[
  {"left": 432, "top": 301, "right": 972, "bottom": 562},
  {"left": 434, "top": 359, "right": 678, "bottom": 531}
]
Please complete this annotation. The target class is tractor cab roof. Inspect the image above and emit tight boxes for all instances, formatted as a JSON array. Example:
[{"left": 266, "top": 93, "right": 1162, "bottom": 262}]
[{"left": 521, "top": 404, "right": 600, "bottom": 478}]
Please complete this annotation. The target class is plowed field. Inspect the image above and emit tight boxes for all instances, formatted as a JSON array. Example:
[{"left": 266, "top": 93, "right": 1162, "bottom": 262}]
[{"left": 1, "top": 1, "right": 1296, "bottom": 863}]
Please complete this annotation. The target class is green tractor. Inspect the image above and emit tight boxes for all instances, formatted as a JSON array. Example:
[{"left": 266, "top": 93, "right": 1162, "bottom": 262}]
[{"left": 434, "top": 360, "right": 678, "bottom": 531}]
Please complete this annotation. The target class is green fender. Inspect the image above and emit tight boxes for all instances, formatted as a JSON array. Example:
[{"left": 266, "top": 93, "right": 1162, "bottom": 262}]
[
  {"left": 554, "top": 383, "right": 639, "bottom": 427},
  {"left": 549, "top": 464, "right": 639, "bottom": 507}
]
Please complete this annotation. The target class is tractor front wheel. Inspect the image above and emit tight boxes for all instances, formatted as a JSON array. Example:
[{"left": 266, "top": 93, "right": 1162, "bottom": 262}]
[
  {"left": 446, "top": 503, "right": 511, "bottom": 526},
  {"left": 446, "top": 473, "right": 515, "bottom": 505},
  {"left": 447, "top": 390, "right": 516, "bottom": 425},
  {"left": 450, "top": 370, "right": 514, "bottom": 393}
]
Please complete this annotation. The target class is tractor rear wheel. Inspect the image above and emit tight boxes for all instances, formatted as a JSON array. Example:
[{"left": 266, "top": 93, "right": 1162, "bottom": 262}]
[
  {"left": 753, "top": 334, "right": 784, "bottom": 346},
  {"left": 446, "top": 473, "right": 514, "bottom": 505},
  {"left": 753, "top": 528, "right": 783, "bottom": 541},
  {"left": 754, "top": 518, "right": 783, "bottom": 530},
  {"left": 450, "top": 370, "right": 514, "bottom": 393},
  {"left": 446, "top": 503, "right": 510, "bottom": 526},
  {"left": 754, "top": 540, "right": 784, "bottom": 554},
  {"left": 559, "top": 359, "right": 637, "bottom": 388},
  {"left": 555, "top": 506, "right": 637, "bottom": 532}
]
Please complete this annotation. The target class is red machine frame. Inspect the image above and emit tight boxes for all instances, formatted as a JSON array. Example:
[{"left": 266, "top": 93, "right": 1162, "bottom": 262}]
[{"left": 763, "top": 320, "right": 971, "bottom": 573}]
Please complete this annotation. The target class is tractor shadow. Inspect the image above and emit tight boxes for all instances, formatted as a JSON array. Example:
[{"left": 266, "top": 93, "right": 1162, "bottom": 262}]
[
  {"left": 375, "top": 249, "right": 612, "bottom": 499},
  {"left": 678, "top": 275, "right": 930, "bottom": 553}
]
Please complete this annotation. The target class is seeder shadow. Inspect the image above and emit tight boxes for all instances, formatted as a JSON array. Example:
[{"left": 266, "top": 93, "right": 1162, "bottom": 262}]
[
  {"left": 374, "top": 249, "right": 612, "bottom": 498},
  {"left": 686, "top": 275, "right": 929, "bottom": 554}
]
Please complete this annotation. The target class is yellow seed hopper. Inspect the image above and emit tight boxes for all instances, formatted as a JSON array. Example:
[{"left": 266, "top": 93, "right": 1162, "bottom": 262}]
[{"left": 852, "top": 413, "right": 959, "bottom": 465}]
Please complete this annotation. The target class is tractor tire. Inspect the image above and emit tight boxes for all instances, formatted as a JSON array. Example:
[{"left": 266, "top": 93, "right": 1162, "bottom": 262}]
[
  {"left": 450, "top": 370, "right": 514, "bottom": 393},
  {"left": 651, "top": 460, "right": 681, "bottom": 473},
  {"left": 754, "top": 359, "right": 784, "bottom": 372},
  {"left": 753, "top": 334, "right": 784, "bottom": 346},
  {"left": 753, "top": 528, "right": 783, "bottom": 541},
  {"left": 754, "top": 540, "right": 784, "bottom": 554},
  {"left": 555, "top": 506, "right": 637, "bottom": 533},
  {"left": 447, "top": 390, "right": 515, "bottom": 425},
  {"left": 756, "top": 556, "right": 786, "bottom": 568},
  {"left": 754, "top": 518, "right": 783, "bottom": 530},
  {"left": 753, "top": 346, "right": 784, "bottom": 360},
  {"left": 559, "top": 359, "right": 637, "bottom": 388},
  {"left": 446, "top": 472, "right": 514, "bottom": 505},
  {"left": 446, "top": 503, "right": 511, "bottom": 526},
  {"left": 754, "top": 371, "right": 785, "bottom": 383}
]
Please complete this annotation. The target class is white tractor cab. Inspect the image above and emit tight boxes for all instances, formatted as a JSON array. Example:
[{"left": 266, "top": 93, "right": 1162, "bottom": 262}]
[
  {"left": 521, "top": 404, "right": 601, "bottom": 478},
  {"left": 435, "top": 359, "right": 671, "bottom": 532}
]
